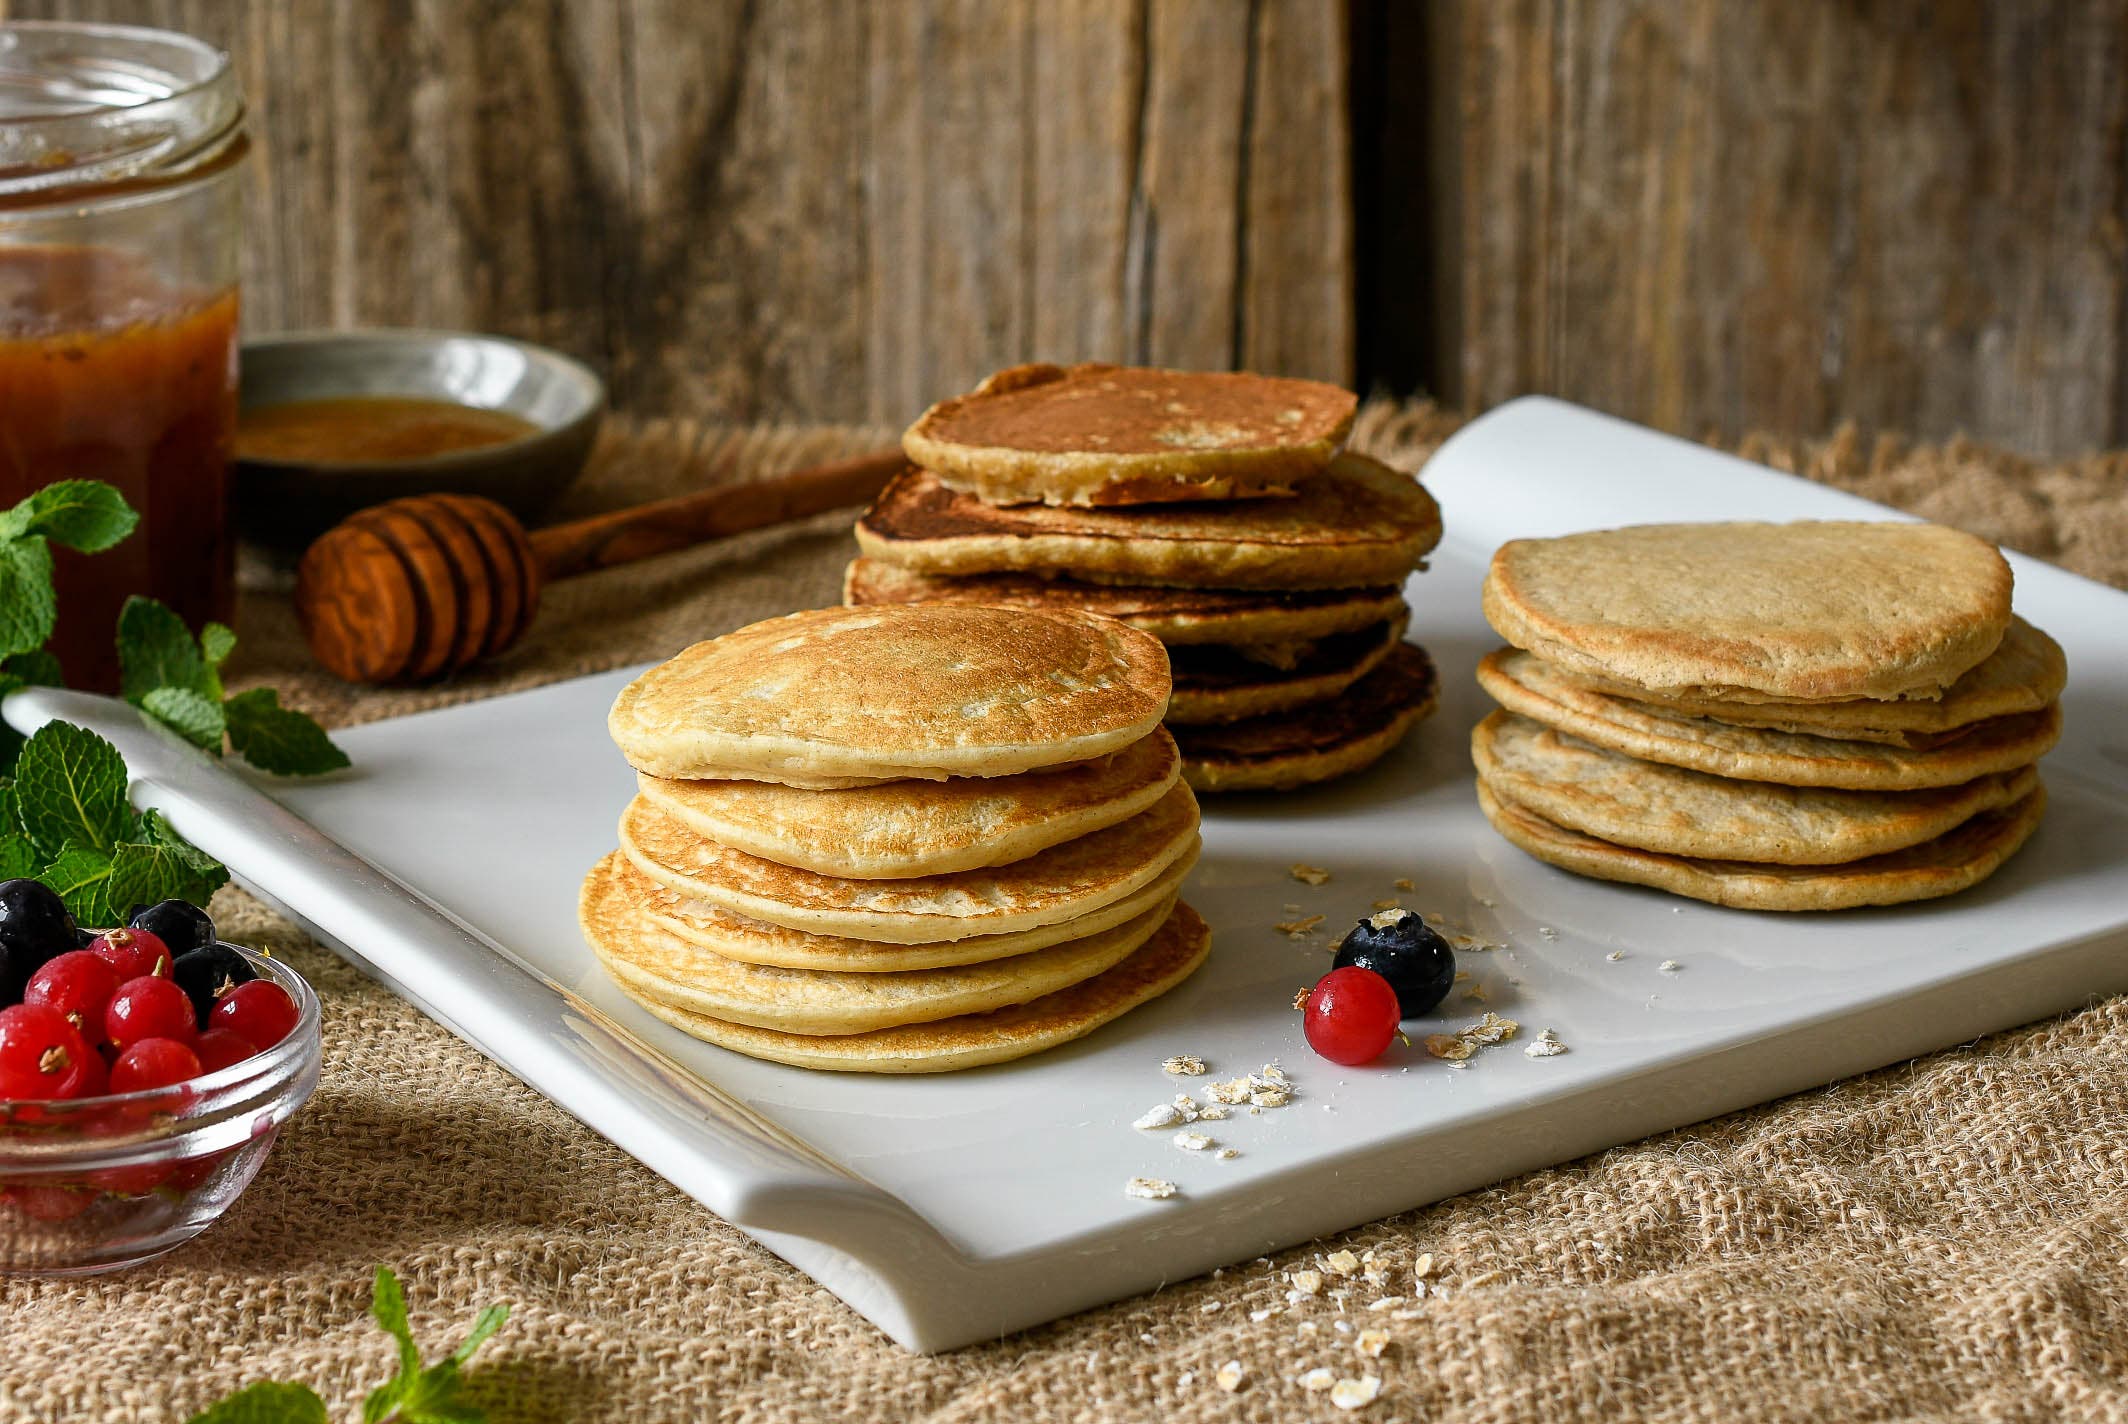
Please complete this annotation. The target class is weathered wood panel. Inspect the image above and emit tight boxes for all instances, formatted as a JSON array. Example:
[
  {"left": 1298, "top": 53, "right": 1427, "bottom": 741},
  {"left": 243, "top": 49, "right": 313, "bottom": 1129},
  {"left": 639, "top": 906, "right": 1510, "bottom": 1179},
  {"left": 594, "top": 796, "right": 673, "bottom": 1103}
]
[
  {"left": 1, "top": 0, "right": 1354, "bottom": 425},
  {"left": 1427, "top": 0, "right": 2128, "bottom": 456}
]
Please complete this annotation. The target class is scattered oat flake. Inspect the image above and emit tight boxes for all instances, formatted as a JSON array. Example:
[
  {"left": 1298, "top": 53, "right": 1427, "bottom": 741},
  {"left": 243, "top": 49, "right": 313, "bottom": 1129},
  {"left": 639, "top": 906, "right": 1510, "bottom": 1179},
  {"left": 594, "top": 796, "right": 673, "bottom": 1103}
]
[
  {"left": 1538, "top": 925, "right": 1558, "bottom": 940},
  {"left": 1292, "top": 987, "right": 1311, "bottom": 1010},
  {"left": 1393, "top": 877, "right": 1414, "bottom": 891},
  {"left": 1366, "top": 1296, "right": 1405, "bottom": 1311},
  {"left": 1125, "top": 1177, "right": 1178, "bottom": 1200},
  {"left": 1173, "top": 1130, "right": 1214, "bottom": 1152},
  {"left": 1660, "top": 959, "right": 1683, "bottom": 974},
  {"left": 1370, "top": 898, "right": 1400, "bottom": 911},
  {"left": 1290, "top": 863, "right": 1332, "bottom": 886},
  {"left": 1424, "top": 1033, "right": 1474, "bottom": 1061},
  {"left": 1462, "top": 983, "right": 1488, "bottom": 1003},
  {"left": 1260, "top": 1063, "right": 1289, "bottom": 1082},
  {"left": 1466, "top": 1012, "right": 1520, "bottom": 1045},
  {"left": 1200, "top": 1300, "right": 1222, "bottom": 1314},
  {"left": 1292, "top": 1269, "right": 1324, "bottom": 1295},
  {"left": 1133, "top": 1103, "right": 1185, "bottom": 1130},
  {"left": 1162, "top": 1054, "right": 1207, "bottom": 1076},
  {"left": 1331, "top": 1375, "right": 1383, "bottom": 1410},
  {"left": 1324, "top": 1249, "right": 1362, "bottom": 1276},
  {"left": 1198, "top": 1104, "right": 1231, "bottom": 1121},
  {"left": 1355, "top": 1329, "right": 1389, "bottom": 1358},
  {"left": 1250, "top": 1087, "right": 1292, "bottom": 1108},
  {"left": 1215, "top": 1361, "right": 1246, "bottom": 1393},
  {"left": 1412, "top": 1252, "right": 1436, "bottom": 1279},
  {"left": 1606, "top": 950, "right": 1626, "bottom": 962},
  {"left": 1207, "top": 1077, "right": 1252, "bottom": 1105},
  {"left": 1218, "top": 1148, "right": 1239, "bottom": 1160},
  {"left": 1299, "top": 1368, "right": 1337, "bottom": 1392},
  {"left": 1525, "top": 1028, "right": 1568, "bottom": 1058},
  {"left": 1275, "top": 914, "right": 1325, "bottom": 936},
  {"left": 1249, "top": 1308, "right": 1276, "bottom": 1322}
]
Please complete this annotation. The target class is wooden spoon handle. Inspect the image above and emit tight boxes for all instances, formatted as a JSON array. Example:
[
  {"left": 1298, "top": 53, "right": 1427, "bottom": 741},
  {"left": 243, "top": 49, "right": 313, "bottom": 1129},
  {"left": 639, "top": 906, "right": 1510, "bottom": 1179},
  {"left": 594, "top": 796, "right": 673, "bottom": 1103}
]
[{"left": 527, "top": 447, "right": 906, "bottom": 582}]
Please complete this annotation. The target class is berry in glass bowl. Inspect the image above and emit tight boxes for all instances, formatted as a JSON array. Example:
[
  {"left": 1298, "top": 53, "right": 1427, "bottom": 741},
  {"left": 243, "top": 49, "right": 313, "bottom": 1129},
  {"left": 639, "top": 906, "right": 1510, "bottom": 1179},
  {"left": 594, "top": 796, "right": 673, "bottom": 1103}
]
[{"left": 1, "top": 930, "right": 320, "bottom": 1277}]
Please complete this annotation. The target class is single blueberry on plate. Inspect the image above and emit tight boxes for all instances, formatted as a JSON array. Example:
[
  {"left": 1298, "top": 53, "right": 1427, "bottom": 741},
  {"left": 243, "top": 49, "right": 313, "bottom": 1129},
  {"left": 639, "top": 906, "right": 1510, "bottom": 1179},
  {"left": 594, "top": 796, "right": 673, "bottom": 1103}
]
[{"left": 1332, "top": 907, "right": 1455, "bottom": 1018}]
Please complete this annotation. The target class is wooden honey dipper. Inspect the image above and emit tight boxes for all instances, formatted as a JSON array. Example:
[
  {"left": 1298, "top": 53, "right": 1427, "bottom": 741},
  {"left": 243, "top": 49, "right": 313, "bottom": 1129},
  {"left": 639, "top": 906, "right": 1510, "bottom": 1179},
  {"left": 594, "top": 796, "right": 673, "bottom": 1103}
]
[{"left": 294, "top": 447, "right": 907, "bottom": 684}]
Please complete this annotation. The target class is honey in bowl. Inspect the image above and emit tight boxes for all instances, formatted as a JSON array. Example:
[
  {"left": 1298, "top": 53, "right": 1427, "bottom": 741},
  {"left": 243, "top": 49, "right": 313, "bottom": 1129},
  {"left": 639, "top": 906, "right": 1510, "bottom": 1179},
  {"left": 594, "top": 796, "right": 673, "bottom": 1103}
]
[{"left": 236, "top": 397, "right": 540, "bottom": 465}]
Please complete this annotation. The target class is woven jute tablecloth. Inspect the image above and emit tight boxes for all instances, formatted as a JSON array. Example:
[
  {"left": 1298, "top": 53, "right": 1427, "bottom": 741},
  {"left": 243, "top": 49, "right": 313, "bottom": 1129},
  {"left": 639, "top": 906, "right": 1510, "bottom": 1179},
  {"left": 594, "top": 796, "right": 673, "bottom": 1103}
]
[{"left": 7, "top": 402, "right": 2128, "bottom": 1422}]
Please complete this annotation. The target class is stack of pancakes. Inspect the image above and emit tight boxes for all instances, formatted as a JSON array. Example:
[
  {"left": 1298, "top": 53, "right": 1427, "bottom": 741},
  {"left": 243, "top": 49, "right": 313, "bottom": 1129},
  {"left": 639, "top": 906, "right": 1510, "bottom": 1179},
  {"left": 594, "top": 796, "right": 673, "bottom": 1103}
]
[
  {"left": 582, "top": 603, "right": 1211, "bottom": 1073},
  {"left": 847, "top": 362, "right": 1444, "bottom": 792},
  {"left": 1469, "top": 521, "right": 2065, "bottom": 910}
]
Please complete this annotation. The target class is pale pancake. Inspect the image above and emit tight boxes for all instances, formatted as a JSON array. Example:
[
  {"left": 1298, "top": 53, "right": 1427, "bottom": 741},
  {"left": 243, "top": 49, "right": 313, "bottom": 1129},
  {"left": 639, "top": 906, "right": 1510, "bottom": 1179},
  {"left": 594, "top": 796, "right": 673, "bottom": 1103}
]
[
  {"left": 609, "top": 604, "right": 1170, "bottom": 783},
  {"left": 607, "top": 902, "right": 1212, "bottom": 1073},
  {"left": 1167, "top": 612, "right": 1409, "bottom": 726},
  {"left": 1177, "top": 643, "right": 1439, "bottom": 792},
  {"left": 903, "top": 362, "right": 1353, "bottom": 506},
  {"left": 843, "top": 557, "right": 1407, "bottom": 648},
  {"left": 855, "top": 453, "right": 1442, "bottom": 590},
  {"left": 1476, "top": 779, "right": 2046, "bottom": 912},
  {"left": 638, "top": 728, "right": 1180, "bottom": 879},
  {"left": 1478, "top": 649, "right": 2061, "bottom": 790},
  {"left": 619, "top": 782, "right": 1201, "bottom": 943},
  {"left": 1566, "top": 617, "right": 2066, "bottom": 747},
  {"left": 626, "top": 845, "right": 1200, "bottom": 971},
  {"left": 1472, "top": 710, "right": 2041, "bottom": 865},
  {"left": 1482, "top": 522, "right": 2013, "bottom": 701},
  {"left": 581, "top": 854, "right": 1173, "bottom": 1034}
]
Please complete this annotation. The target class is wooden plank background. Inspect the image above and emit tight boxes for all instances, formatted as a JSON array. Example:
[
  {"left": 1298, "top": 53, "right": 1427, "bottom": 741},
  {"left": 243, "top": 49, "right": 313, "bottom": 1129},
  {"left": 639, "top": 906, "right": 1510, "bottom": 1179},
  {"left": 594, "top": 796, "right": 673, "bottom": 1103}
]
[
  {"left": 0, "top": 0, "right": 1353, "bottom": 427},
  {"left": 9, "top": 0, "right": 2128, "bottom": 456}
]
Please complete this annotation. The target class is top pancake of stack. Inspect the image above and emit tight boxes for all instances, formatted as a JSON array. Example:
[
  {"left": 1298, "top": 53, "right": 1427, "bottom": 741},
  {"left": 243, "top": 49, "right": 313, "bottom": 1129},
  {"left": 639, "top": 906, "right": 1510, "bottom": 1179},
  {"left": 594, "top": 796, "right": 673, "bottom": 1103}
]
[
  {"left": 1481, "top": 521, "right": 2015, "bottom": 702},
  {"left": 903, "top": 361, "right": 1357, "bottom": 506},
  {"left": 608, "top": 604, "right": 1170, "bottom": 784}
]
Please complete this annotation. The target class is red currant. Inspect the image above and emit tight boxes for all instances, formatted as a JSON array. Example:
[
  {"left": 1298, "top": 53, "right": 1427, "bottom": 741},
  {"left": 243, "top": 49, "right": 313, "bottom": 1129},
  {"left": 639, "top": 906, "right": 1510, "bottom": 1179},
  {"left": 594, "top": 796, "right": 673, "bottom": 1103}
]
[
  {"left": 193, "top": 1028, "right": 256, "bottom": 1073},
  {"left": 11, "top": 1183, "right": 93, "bottom": 1221},
  {"left": 105, "top": 976, "right": 198, "bottom": 1053},
  {"left": 109, "top": 1037, "right": 202, "bottom": 1093},
  {"left": 1302, "top": 966, "right": 1402, "bottom": 1067},
  {"left": 0, "top": 1004, "right": 100, "bottom": 1100},
  {"left": 24, "top": 950, "right": 123, "bottom": 1038},
  {"left": 88, "top": 927, "right": 172, "bottom": 982},
  {"left": 210, "top": 980, "right": 298, "bottom": 1051}
]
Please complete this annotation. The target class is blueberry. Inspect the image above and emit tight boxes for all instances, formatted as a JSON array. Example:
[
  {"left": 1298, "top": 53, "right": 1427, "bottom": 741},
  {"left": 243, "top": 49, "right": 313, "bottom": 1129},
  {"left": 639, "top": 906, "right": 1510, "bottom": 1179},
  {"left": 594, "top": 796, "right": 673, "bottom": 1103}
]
[
  {"left": 0, "top": 878, "right": 79, "bottom": 1003},
  {"left": 127, "top": 899, "right": 217, "bottom": 958},
  {"left": 1332, "top": 908, "right": 1455, "bottom": 1018},
  {"left": 170, "top": 945, "right": 258, "bottom": 1025}
]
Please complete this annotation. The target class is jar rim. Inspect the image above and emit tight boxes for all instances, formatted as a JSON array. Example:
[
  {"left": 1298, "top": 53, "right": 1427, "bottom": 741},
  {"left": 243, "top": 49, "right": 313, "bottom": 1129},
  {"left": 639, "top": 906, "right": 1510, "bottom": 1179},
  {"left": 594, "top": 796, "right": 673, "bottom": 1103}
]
[{"left": 0, "top": 20, "right": 242, "bottom": 201}]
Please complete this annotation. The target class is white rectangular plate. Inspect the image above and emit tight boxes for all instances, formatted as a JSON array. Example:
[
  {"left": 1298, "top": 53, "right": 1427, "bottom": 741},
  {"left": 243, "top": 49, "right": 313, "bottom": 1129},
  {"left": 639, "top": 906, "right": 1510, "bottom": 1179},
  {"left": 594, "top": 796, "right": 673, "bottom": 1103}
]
[{"left": 17, "top": 398, "right": 2127, "bottom": 1352}]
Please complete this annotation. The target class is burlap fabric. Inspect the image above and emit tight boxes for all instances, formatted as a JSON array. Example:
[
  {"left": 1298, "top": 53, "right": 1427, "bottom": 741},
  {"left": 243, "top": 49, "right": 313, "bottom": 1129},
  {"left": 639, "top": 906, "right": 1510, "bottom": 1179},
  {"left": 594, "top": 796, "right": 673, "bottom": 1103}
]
[{"left": 6, "top": 403, "right": 2127, "bottom": 1422}]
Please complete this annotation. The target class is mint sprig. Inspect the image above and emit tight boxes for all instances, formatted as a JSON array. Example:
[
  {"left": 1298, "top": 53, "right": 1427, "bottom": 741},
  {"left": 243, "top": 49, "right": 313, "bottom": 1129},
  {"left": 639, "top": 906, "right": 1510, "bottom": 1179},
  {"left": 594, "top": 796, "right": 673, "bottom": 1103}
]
[
  {"left": 117, "top": 594, "right": 349, "bottom": 776},
  {"left": 189, "top": 1268, "right": 509, "bottom": 1424},
  {"left": 0, "top": 722, "right": 227, "bottom": 924}
]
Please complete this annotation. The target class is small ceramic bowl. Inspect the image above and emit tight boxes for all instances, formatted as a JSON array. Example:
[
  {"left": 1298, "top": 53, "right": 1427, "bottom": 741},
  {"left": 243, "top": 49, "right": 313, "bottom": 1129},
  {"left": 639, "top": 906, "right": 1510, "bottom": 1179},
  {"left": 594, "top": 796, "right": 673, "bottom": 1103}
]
[
  {"left": 234, "top": 329, "right": 606, "bottom": 550},
  {"left": 0, "top": 945, "right": 321, "bottom": 1276}
]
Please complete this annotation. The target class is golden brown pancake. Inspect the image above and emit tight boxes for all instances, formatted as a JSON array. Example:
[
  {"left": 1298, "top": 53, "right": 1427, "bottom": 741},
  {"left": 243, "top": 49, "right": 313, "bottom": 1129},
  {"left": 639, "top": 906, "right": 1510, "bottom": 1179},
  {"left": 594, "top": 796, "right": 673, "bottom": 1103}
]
[
  {"left": 1176, "top": 643, "right": 1440, "bottom": 792},
  {"left": 855, "top": 453, "right": 1441, "bottom": 590},
  {"left": 842, "top": 558, "right": 1407, "bottom": 648},
  {"left": 1167, "top": 614, "right": 1409, "bottom": 725},
  {"left": 903, "top": 362, "right": 1354, "bottom": 506}
]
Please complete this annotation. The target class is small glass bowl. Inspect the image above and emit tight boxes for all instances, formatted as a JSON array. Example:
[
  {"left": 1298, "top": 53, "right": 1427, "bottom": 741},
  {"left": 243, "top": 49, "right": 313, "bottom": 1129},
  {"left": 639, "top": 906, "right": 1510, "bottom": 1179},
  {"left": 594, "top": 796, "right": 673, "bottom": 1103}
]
[{"left": 0, "top": 944, "right": 321, "bottom": 1275}]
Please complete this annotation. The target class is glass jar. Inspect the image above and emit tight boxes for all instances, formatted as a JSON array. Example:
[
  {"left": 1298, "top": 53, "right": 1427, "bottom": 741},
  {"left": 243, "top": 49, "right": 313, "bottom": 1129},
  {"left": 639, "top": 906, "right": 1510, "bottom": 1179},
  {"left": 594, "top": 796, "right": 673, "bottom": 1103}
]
[{"left": 0, "top": 22, "right": 246, "bottom": 692}]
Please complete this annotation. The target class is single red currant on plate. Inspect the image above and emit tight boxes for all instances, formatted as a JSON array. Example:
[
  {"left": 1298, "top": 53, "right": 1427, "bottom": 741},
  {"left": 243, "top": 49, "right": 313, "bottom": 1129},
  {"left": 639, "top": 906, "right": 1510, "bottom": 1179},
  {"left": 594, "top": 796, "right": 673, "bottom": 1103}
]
[
  {"left": 1302, "top": 966, "right": 1403, "bottom": 1066},
  {"left": 210, "top": 980, "right": 298, "bottom": 1051}
]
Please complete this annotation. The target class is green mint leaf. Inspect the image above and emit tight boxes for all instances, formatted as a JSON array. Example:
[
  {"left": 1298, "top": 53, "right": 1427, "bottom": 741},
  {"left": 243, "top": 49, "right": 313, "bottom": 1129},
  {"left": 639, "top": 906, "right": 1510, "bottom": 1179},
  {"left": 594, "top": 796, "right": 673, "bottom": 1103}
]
[
  {"left": 0, "top": 480, "right": 139, "bottom": 554},
  {"left": 134, "top": 808, "right": 229, "bottom": 904},
  {"left": 186, "top": 1380, "right": 330, "bottom": 1424},
  {"left": 449, "top": 1304, "right": 509, "bottom": 1366},
  {"left": 118, "top": 595, "right": 220, "bottom": 706},
  {"left": 200, "top": 622, "right": 238, "bottom": 669},
  {"left": 224, "top": 688, "right": 349, "bottom": 777},
  {"left": 107, "top": 840, "right": 215, "bottom": 922},
  {"left": 372, "top": 1266, "right": 421, "bottom": 1380},
  {"left": 14, "top": 722, "right": 129, "bottom": 855},
  {"left": 0, "top": 833, "right": 38, "bottom": 881},
  {"left": 0, "top": 537, "right": 57, "bottom": 661},
  {"left": 4, "top": 649, "right": 63, "bottom": 688},
  {"left": 40, "top": 841, "right": 115, "bottom": 927},
  {"left": 142, "top": 686, "right": 228, "bottom": 754}
]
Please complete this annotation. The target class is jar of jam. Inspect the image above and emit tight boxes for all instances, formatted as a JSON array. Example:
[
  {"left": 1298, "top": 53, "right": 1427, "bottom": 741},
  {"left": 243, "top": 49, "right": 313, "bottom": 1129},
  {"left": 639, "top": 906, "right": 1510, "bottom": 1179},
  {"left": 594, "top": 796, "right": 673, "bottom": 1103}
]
[{"left": 0, "top": 22, "right": 246, "bottom": 691}]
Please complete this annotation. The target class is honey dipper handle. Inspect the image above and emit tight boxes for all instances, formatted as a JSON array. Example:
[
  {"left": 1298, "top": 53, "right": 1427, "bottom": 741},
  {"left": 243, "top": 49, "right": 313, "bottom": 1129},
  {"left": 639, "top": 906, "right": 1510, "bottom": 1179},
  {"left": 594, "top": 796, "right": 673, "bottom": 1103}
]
[{"left": 526, "top": 447, "right": 906, "bottom": 582}]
